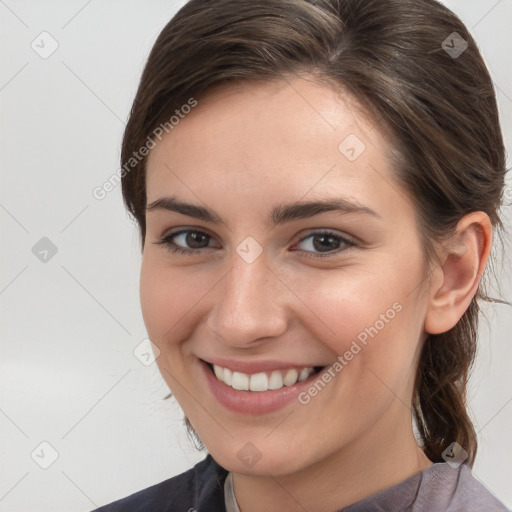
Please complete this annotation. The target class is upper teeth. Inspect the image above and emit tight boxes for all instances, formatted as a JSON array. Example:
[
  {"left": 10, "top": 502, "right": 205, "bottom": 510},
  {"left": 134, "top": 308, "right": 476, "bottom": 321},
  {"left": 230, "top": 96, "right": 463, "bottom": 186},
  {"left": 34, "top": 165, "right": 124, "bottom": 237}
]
[{"left": 212, "top": 364, "right": 315, "bottom": 391}]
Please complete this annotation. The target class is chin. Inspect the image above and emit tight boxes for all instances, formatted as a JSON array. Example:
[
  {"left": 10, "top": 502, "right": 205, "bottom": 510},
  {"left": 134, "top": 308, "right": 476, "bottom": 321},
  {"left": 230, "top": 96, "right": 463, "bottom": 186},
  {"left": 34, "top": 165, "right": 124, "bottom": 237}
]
[{"left": 205, "top": 438, "right": 311, "bottom": 477}]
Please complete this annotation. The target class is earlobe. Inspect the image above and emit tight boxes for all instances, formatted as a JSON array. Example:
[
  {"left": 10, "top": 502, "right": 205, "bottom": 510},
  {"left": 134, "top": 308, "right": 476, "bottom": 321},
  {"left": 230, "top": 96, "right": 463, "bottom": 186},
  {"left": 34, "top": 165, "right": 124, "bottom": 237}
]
[{"left": 424, "top": 212, "right": 492, "bottom": 335}]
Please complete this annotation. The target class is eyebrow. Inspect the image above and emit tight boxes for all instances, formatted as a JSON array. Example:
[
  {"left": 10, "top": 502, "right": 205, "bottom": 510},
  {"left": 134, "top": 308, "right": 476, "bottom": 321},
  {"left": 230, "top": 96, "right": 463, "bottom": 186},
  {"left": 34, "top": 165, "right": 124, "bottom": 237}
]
[{"left": 146, "top": 195, "right": 381, "bottom": 226}]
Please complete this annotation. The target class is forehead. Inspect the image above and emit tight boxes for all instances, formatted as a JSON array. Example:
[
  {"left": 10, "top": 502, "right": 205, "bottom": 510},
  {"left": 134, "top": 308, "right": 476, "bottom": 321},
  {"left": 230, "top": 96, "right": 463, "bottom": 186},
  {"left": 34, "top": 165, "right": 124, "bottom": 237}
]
[{"left": 145, "top": 77, "right": 411, "bottom": 222}]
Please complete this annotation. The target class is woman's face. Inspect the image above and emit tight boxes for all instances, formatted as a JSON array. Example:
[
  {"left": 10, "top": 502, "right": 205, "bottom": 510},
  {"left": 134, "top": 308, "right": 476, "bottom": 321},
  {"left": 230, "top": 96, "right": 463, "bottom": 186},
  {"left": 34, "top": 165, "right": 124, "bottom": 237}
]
[{"left": 141, "top": 77, "right": 432, "bottom": 475}]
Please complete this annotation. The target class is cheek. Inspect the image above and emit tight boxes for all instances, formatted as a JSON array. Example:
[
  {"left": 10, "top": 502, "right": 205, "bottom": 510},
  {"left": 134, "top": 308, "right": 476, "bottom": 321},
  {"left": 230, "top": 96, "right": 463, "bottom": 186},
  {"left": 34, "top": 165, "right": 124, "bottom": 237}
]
[
  {"left": 139, "top": 258, "right": 162, "bottom": 337},
  {"left": 292, "top": 270, "right": 425, "bottom": 432},
  {"left": 139, "top": 255, "right": 220, "bottom": 347},
  {"left": 294, "top": 272, "right": 395, "bottom": 339},
  {"left": 139, "top": 256, "right": 189, "bottom": 341},
  {"left": 291, "top": 262, "right": 425, "bottom": 372}
]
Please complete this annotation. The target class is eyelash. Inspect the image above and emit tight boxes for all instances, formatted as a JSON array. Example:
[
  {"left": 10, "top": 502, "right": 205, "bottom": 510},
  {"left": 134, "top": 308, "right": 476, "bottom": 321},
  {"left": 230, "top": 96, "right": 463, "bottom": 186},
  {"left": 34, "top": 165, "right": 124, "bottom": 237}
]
[{"left": 153, "top": 229, "right": 357, "bottom": 259}]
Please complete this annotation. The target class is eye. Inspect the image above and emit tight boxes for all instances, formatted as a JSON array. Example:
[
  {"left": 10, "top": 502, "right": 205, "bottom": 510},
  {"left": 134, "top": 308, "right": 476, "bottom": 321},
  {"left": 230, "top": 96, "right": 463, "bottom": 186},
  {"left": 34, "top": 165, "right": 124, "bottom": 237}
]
[
  {"left": 292, "top": 230, "right": 356, "bottom": 259},
  {"left": 153, "top": 228, "right": 357, "bottom": 258},
  {"left": 153, "top": 229, "right": 217, "bottom": 255}
]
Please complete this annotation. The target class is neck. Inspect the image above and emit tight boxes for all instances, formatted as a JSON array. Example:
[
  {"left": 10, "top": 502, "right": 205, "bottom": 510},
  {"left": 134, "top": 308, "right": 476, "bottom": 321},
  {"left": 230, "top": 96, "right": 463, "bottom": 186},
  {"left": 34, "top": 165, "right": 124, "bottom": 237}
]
[{"left": 232, "top": 403, "right": 432, "bottom": 512}]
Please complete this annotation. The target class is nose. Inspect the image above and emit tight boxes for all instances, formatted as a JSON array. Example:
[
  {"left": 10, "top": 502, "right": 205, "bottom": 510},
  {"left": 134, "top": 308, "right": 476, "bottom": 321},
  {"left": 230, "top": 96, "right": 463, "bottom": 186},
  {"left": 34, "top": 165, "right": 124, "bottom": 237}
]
[{"left": 206, "top": 247, "right": 289, "bottom": 349}]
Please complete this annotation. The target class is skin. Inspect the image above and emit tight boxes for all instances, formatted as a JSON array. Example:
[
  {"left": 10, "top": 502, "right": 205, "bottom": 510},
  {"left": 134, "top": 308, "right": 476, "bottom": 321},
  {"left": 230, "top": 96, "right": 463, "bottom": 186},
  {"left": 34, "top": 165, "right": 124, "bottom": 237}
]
[{"left": 140, "top": 76, "right": 492, "bottom": 512}]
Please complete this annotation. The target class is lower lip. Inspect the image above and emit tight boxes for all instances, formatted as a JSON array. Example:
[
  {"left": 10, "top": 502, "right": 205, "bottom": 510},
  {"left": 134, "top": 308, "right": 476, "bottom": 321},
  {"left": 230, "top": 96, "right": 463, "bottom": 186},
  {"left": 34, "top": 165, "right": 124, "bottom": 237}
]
[{"left": 199, "top": 359, "right": 322, "bottom": 415}]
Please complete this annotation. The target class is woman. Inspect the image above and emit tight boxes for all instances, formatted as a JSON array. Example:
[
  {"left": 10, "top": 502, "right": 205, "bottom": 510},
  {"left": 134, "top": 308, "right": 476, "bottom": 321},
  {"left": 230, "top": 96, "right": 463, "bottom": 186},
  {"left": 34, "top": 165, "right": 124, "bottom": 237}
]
[{"left": 93, "top": 0, "right": 509, "bottom": 510}]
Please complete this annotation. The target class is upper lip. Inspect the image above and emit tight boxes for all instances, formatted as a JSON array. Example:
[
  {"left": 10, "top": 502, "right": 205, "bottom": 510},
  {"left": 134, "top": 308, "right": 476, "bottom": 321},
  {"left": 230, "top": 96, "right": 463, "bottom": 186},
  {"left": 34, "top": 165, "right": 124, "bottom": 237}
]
[{"left": 200, "top": 357, "right": 326, "bottom": 374}]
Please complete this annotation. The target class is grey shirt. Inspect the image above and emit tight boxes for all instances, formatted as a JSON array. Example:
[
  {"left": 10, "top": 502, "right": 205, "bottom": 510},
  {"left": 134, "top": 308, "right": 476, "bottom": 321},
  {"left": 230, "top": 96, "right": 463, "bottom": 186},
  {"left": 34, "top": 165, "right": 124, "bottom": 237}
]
[
  {"left": 225, "top": 462, "right": 510, "bottom": 511},
  {"left": 92, "top": 454, "right": 509, "bottom": 511}
]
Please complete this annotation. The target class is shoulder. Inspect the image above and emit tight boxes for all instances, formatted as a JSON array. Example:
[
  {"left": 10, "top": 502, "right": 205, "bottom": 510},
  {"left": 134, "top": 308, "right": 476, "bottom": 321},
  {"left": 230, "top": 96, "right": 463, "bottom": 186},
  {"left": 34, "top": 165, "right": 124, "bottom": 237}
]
[
  {"left": 91, "top": 454, "right": 228, "bottom": 512},
  {"left": 447, "top": 464, "right": 510, "bottom": 511},
  {"left": 342, "top": 462, "right": 510, "bottom": 512},
  {"left": 414, "top": 463, "right": 510, "bottom": 512}
]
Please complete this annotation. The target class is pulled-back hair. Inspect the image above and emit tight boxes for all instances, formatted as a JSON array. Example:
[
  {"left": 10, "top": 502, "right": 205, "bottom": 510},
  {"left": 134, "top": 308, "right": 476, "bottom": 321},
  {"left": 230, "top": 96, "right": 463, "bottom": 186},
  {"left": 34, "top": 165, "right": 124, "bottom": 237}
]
[{"left": 121, "top": 0, "right": 507, "bottom": 466}]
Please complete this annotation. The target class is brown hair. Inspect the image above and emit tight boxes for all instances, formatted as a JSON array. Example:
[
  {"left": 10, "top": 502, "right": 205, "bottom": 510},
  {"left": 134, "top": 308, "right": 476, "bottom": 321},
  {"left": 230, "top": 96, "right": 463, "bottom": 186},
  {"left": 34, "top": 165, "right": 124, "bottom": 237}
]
[{"left": 121, "top": 0, "right": 507, "bottom": 466}]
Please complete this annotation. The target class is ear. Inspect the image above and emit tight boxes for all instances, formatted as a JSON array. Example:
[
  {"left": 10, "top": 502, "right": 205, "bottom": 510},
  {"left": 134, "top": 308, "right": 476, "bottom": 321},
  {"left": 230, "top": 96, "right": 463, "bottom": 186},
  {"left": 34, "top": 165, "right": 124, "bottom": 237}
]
[{"left": 424, "top": 212, "right": 492, "bottom": 335}]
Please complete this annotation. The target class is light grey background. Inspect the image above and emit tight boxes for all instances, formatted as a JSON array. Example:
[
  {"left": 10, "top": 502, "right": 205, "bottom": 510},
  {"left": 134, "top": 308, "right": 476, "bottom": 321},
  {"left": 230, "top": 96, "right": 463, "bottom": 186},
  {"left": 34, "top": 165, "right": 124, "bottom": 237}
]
[{"left": 1, "top": 1, "right": 511, "bottom": 510}]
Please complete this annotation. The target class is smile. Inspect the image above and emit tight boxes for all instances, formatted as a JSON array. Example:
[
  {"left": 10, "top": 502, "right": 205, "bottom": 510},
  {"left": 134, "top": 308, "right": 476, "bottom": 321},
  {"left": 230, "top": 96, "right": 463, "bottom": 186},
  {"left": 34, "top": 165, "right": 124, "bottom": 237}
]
[
  {"left": 212, "top": 364, "right": 316, "bottom": 391},
  {"left": 199, "top": 359, "right": 327, "bottom": 415}
]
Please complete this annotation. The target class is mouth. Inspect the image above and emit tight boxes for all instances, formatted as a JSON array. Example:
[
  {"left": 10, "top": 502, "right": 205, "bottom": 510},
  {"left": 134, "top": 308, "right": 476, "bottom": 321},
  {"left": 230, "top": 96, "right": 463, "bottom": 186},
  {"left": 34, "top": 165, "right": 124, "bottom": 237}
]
[
  {"left": 198, "top": 358, "right": 328, "bottom": 415},
  {"left": 204, "top": 361, "right": 325, "bottom": 391}
]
